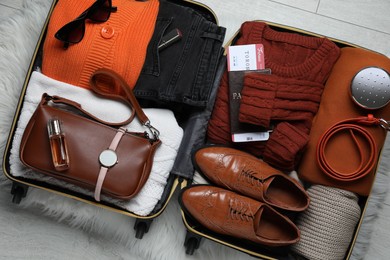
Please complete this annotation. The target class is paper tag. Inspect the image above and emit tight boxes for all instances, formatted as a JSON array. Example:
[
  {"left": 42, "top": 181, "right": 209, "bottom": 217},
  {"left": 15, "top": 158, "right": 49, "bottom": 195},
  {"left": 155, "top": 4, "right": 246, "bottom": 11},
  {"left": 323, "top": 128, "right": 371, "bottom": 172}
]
[
  {"left": 227, "top": 44, "right": 265, "bottom": 72},
  {"left": 232, "top": 131, "right": 270, "bottom": 143}
]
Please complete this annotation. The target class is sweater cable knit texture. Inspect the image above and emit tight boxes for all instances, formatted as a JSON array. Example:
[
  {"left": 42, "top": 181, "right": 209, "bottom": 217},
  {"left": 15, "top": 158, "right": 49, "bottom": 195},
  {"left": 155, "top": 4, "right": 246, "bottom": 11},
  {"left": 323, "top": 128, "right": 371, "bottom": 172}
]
[
  {"left": 237, "top": 22, "right": 338, "bottom": 83},
  {"left": 207, "top": 22, "right": 340, "bottom": 171}
]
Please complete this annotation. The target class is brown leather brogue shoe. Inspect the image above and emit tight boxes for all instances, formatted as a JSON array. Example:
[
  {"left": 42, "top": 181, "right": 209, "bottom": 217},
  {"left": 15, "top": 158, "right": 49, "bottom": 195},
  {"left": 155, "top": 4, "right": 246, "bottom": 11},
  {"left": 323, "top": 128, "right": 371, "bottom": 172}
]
[
  {"left": 193, "top": 146, "right": 310, "bottom": 212},
  {"left": 180, "top": 185, "right": 300, "bottom": 246}
]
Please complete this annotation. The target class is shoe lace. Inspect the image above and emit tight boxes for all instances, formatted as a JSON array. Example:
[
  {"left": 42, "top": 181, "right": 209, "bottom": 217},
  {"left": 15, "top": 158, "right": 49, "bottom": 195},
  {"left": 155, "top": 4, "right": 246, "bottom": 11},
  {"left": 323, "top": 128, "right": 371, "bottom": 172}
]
[
  {"left": 239, "top": 167, "right": 263, "bottom": 186},
  {"left": 229, "top": 199, "right": 254, "bottom": 222}
]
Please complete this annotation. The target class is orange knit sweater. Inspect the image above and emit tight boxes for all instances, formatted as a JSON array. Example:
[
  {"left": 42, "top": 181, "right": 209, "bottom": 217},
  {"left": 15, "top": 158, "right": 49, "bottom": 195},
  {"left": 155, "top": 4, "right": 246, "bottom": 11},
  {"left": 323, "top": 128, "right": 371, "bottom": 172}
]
[{"left": 42, "top": 0, "right": 159, "bottom": 89}]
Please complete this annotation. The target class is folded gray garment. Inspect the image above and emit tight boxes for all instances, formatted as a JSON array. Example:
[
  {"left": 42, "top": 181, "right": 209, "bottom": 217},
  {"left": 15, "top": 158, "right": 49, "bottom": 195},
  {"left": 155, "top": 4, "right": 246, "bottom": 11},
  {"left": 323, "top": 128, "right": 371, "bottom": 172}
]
[{"left": 291, "top": 185, "right": 361, "bottom": 260}]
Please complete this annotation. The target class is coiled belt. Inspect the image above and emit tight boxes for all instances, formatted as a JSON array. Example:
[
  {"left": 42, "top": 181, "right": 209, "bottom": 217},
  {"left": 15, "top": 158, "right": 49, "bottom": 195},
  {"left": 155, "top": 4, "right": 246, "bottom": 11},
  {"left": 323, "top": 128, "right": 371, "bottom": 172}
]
[{"left": 317, "top": 115, "right": 389, "bottom": 181}]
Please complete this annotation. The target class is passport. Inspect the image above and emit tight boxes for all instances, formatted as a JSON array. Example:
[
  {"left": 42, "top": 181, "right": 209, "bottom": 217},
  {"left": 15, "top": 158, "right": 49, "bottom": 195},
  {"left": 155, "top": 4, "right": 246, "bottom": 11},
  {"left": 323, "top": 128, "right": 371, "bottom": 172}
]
[{"left": 227, "top": 44, "right": 272, "bottom": 142}]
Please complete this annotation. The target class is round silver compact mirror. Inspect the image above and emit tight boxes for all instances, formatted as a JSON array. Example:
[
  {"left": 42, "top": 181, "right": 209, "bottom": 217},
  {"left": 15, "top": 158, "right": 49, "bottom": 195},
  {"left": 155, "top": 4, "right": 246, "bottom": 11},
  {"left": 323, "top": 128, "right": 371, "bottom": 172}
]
[
  {"left": 99, "top": 149, "right": 118, "bottom": 168},
  {"left": 350, "top": 67, "right": 390, "bottom": 110}
]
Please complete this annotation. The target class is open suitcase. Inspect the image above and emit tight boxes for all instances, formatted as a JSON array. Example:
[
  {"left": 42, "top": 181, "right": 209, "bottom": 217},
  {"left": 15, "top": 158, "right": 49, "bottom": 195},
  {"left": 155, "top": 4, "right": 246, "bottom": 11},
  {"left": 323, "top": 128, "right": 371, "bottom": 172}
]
[
  {"left": 3, "top": 0, "right": 390, "bottom": 259},
  {"left": 2, "top": 0, "right": 226, "bottom": 239},
  {"left": 178, "top": 21, "right": 390, "bottom": 259}
]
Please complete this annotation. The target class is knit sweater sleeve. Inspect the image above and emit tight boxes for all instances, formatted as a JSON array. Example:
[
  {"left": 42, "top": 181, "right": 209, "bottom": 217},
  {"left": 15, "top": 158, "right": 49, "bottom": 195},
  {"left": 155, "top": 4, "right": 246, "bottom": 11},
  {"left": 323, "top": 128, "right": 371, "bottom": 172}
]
[{"left": 239, "top": 73, "right": 324, "bottom": 128}]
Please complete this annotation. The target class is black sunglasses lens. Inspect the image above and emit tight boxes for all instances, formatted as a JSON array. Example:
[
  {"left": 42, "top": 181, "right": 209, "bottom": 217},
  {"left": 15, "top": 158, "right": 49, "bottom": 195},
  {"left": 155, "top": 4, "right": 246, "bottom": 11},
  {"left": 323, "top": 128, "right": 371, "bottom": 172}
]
[
  {"left": 55, "top": 0, "right": 115, "bottom": 47},
  {"left": 89, "top": 0, "right": 111, "bottom": 22},
  {"left": 55, "top": 19, "right": 85, "bottom": 43}
]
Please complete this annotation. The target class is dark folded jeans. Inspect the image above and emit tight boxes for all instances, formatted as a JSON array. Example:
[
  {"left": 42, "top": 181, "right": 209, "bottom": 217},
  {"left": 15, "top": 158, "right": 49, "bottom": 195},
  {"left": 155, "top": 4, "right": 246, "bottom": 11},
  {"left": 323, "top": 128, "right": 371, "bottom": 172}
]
[{"left": 133, "top": 0, "right": 226, "bottom": 109}]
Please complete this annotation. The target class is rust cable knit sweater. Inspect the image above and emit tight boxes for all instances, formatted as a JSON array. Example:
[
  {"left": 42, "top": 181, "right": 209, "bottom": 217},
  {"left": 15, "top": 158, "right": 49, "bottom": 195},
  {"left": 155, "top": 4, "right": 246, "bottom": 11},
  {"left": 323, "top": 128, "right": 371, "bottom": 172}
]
[{"left": 207, "top": 22, "right": 340, "bottom": 171}]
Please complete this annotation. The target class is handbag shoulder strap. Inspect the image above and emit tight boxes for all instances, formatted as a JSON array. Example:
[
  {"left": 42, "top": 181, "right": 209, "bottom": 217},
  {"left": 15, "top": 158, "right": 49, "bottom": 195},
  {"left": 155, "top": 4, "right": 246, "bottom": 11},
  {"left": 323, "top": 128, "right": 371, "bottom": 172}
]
[
  {"left": 42, "top": 93, "right": 134, "bottom": 127},
  {"left": 41, "top": 69, "right": 160, "bottom": 139},
  {"left": 89, "top": 68, "right": 160, "bottom": 139},
  {"left": 89, "top": 68, "right": 149, "bottom": 125}
]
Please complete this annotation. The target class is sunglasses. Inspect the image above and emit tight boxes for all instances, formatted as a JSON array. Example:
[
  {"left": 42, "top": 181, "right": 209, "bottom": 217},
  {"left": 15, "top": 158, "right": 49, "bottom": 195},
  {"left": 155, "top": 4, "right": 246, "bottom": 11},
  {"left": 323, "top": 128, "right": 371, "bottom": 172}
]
[{"left": 55, "top": 0, "right": 117, "bottom": 49}]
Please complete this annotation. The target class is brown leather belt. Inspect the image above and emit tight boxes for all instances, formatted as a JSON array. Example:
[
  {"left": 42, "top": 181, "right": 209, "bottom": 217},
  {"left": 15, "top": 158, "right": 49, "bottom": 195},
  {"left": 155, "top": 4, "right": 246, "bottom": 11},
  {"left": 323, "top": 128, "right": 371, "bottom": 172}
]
[{"left": 316, "top": 115, "right": 388, "bottom": 182}]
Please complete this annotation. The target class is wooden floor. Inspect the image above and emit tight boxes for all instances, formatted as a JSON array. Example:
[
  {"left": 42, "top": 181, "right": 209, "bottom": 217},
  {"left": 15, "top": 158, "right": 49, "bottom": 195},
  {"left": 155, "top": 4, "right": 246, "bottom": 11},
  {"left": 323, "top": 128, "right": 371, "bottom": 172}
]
[
  {"left": 2, "top": 0, "right": 389, "bottom": 56},
  {"left": 200, "top": 0, "right": 390, "bottom": 57}
]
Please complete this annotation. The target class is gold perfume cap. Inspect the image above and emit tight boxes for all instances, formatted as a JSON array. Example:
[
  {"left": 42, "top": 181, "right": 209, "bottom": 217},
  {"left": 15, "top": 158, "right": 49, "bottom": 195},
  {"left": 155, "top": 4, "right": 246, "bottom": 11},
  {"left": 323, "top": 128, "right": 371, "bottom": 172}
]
[{"left": 47, "top": 119, "right": 62, "bottom": 136}]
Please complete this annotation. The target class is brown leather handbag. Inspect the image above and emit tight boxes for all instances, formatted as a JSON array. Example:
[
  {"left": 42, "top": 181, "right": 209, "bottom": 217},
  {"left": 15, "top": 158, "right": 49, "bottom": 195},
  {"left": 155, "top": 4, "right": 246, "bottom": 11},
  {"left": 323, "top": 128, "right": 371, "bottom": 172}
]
[{"left": 19, "top": 69, "right": 161, "bottom": 202}]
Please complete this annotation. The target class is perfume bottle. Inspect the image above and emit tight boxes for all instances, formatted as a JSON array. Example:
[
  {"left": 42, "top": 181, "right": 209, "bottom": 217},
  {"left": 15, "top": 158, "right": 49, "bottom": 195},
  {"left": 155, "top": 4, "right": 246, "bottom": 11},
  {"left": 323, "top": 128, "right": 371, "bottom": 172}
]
[{"left": 47, "top": 118, "right": 69, "bottom": 171}]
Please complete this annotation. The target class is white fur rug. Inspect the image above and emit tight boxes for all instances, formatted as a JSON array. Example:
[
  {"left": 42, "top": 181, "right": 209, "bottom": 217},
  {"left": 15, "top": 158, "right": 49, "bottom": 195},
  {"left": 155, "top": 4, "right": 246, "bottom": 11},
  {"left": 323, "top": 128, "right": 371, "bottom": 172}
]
[{"left": 1, "top": 1, "right": 390, "bottom": 259}]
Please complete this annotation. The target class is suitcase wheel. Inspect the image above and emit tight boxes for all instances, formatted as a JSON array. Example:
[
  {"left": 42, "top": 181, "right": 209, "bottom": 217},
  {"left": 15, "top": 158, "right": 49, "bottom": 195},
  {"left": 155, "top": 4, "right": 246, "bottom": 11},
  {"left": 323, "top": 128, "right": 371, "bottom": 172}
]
[
  {"left": 11, "top": 182, "right": 28, "bottom": 204},
  {"left": 134, "top": 218, "right": 152, "bottom": 239},
  {"left": 184, "top": 230, "right": 202, "bottom": 255}
]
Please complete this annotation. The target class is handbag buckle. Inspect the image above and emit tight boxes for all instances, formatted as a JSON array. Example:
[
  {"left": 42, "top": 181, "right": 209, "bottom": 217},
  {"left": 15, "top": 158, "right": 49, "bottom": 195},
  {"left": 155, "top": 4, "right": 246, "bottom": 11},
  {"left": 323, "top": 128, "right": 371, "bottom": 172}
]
[
  {"left": 145, "top": 121, "right": 160, "bottom": 140},
  {"left": 379, "top": 118, "right": 390, "bottom": 131}
]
